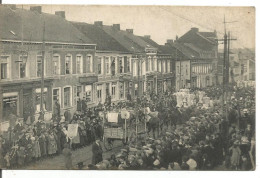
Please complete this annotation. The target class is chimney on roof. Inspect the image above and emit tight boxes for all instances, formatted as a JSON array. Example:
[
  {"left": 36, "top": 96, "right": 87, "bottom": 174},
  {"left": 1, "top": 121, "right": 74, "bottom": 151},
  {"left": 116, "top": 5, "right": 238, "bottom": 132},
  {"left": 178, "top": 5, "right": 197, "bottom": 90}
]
[
  {"left": 214, "top": 29, "right": 217, "bottom": 36},
  {"left": 112, "top": 24, "right": 120, "bottom": 31},
  {"left": 176, "top": 35, "right": 179, "bottom": 40},
  {"left": 55, "top": 11, "right": 66, "bottom": 19},
  {"left": 30, "top": 6, "right": 42, "bottom": 14},
  {"left": 126, "top": 29, "right": 133, "bottom": 34},
  {"left": 94, "top": 21, "right": 103, "bottom": 27},
  {"left": 166, "top": 39, "right": 174, "bottom": 44},
  {"left": 144, "top": 35, "right": 151, "bottom": 39},
  {"left": 191, "top": 27, "right": 199, "bottom": 32}
]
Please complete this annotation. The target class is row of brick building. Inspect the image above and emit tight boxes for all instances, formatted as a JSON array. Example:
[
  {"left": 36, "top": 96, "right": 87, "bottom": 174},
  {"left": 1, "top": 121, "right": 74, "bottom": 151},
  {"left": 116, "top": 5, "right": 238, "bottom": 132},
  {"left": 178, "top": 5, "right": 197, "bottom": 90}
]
[{"left": 0, "top": 5, "right": 220, "bottom": 121}]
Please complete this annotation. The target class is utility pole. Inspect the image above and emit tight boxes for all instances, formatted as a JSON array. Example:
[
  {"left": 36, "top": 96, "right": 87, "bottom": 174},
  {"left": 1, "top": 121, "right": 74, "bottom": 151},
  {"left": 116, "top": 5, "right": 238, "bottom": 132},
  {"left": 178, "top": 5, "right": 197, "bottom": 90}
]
[
  {"left": 40, "top": 20, "right": 46, "bottom": 118},
  {"left": 216, "top": 17, "right": 237, "bottom": 117}
]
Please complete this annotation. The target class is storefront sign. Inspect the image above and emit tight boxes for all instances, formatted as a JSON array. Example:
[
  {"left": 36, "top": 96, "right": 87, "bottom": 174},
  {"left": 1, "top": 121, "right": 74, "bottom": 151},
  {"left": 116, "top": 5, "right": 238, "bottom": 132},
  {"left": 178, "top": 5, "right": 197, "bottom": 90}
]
[{"left": 79, "top": 76, "right": 98, "bottom": 84}]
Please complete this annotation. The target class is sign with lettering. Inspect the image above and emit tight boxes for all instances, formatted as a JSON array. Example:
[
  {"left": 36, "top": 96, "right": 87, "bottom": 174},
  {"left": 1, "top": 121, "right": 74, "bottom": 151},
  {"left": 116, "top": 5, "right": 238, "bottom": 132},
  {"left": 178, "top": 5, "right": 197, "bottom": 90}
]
[{"left": 67, "top": 124, "right": 78, "bottom": 138}]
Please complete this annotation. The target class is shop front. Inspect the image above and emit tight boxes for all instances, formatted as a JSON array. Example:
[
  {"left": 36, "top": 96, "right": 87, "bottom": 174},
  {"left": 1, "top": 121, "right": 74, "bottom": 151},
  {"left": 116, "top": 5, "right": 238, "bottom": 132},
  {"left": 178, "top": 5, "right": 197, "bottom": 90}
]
[{"left": 0, "top": 79, "right": 53, "bottom": 124}]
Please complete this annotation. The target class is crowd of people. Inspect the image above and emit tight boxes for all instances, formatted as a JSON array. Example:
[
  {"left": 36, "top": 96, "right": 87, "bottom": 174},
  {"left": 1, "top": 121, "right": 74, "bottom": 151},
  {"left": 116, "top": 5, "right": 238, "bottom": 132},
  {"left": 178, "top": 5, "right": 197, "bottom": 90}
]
[
  {"left": 0, "top": 84, "right": 255, "bottom": 170},
  {"left": 0, "top": 101, "right": 106, "bottom": 168},
  {"left": 86, "top": 85, "right": 255, "bottom": 170}
]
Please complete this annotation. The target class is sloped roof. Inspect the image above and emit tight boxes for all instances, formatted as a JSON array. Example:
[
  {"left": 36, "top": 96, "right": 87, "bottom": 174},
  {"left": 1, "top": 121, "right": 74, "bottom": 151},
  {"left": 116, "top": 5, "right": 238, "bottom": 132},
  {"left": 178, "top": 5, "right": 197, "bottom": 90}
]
[
  {"left": 101, "top": 26, "right": 156, "bottom": 53},
  {"left": 171, "top": 42, "right": 199, "bottom": 59},
  {"left": 72, "top": 22, "right": 128, "bottom": 52},
  {"left": 199, "top": 32, "right": 216, "bottom": 38},
  {"left": 177, "top": 28, "right": 217, "bottom": 51},
  {"left": 157, "top": 45, "right": 174, "bottom": 55},
  {"left": 139, "top": 36, "right": 160, "bottom": 48},
  {"left": 0, "top": 6, "right": 94, "bottom": 44}
]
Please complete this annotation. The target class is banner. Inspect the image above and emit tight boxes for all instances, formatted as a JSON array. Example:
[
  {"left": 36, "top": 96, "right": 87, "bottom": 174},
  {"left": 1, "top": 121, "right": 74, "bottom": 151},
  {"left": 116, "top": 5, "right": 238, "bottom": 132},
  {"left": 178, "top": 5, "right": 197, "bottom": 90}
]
[
  {"left": 0, "top": 121, "right": 10, "bottom": 132},
  {"left": 107, "top": 112, "right": 119, "bottom": 123},
  {"left": 67, "top": 124, "right": 78, "bottom": 138},
  {"left": 149, "top": 111, "right": 158, "bottom": 118},
  {"left": 121, "top": 110, "right": 130, "bottom": 119}
]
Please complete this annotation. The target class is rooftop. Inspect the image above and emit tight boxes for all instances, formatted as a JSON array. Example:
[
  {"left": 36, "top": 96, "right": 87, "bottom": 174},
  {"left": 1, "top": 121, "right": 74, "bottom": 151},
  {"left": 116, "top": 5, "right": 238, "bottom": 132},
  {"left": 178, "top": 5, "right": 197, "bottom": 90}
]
[{"left": 0, "top": 6, "right": 94, "bottom": 45}]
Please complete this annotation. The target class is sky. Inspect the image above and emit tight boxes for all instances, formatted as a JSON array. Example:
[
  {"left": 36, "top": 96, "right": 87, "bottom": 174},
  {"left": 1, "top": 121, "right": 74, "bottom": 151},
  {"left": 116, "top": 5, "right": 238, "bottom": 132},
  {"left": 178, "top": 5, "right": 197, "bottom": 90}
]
[{"left": 19, "top": 5, "right": 255, "bottom": 49}]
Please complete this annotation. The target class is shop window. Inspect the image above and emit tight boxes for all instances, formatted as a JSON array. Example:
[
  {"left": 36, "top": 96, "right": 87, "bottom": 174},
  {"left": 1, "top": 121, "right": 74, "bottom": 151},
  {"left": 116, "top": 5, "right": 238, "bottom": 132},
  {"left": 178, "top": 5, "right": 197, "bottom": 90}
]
[
  {"left": 135, "top": 83, "right": 138, "bottom": 96},
  {"left": 64, "top": 87, "right": 71, "bottom": 107},
  {"left": 111, "top": 82, "right": 116, "bottom": 99},
  {"left": 97, "top": 85, "right": 102, "bottom": 102},
  {"left": 3, "top": 92, "right": 18, "bottom": 121},
  {"left": 85, "top": 85, "right": 92, "bottom": 101},
  {"left": 120, "top": 82, "right": 124, "bottom": 99},
  {"left": 35, "top": 88, "right": 47, "bottom": 112}
]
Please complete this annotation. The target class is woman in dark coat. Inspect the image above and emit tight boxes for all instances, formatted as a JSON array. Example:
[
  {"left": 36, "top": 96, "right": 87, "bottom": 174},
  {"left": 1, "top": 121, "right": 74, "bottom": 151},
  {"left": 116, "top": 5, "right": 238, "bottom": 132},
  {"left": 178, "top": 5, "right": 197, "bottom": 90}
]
[
  {"left": 39, "top": 132, "right": 47, "bottom": 157},
  {"left": 62, "top": 143, "right": 72, "bottom": 169},
  {"left": 92, "top": 139, "right": 103, "bottom": 165}
]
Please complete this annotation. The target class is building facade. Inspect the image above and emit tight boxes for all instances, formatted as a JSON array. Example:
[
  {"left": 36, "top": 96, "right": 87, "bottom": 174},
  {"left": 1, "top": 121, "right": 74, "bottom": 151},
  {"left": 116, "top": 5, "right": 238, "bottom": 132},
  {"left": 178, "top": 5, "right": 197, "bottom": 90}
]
[
  {"left": 0, "top": 6, "right": 97, "bottom": 121},
  {"left": 174, "top": 27, "right": 218, "bottom": 89}
]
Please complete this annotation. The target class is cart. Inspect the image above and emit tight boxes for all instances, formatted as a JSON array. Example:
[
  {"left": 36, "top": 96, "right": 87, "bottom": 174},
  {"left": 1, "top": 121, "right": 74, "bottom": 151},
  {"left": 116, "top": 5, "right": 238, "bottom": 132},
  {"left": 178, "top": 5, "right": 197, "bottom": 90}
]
[{"left": 102, "top": 110, "right": 147, "bottom": 150}]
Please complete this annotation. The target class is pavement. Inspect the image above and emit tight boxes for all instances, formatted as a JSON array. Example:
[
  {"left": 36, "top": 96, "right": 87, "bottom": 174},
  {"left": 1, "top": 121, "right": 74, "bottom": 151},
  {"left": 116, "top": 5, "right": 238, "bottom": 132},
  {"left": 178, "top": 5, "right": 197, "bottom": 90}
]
[{"left": 21, "top": 140, "right": 124, "bottom": 170}]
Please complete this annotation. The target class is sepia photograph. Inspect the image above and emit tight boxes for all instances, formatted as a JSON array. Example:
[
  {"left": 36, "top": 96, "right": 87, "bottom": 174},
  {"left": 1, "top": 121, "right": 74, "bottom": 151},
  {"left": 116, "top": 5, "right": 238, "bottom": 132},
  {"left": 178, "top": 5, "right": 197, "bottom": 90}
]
[{"left": 0, "top": 4, "right": 256, "bottom": 171}]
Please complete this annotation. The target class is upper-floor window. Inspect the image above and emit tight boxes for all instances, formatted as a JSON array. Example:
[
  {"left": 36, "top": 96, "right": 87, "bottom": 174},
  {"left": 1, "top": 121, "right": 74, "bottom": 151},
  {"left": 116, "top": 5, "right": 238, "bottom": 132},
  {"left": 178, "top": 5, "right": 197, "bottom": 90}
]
[
  {"left": 37, "top": 55, "right": 42, "bottom": 77},
  {"left": 111, "top": 57, "right": 116, "bottom": 75},
  {"left": 186, "top": 64, "right": 188, "bottom": 75},
  {"left": 126, "top": 57, "right": 131, "bottom": 73},
  {"left": 153, "top": 57, "right": 157, "bottom": 71},
  {"left": 65, "top": 54, "right": 72, "bottom": 74},
  {"left": 119, "top": 57, "right": 123, "bottom": 73},
  {"left": 142, "top": 60, "right": 146, "bottom": 75},
  {"left": 19, "top": 56, "right": 28, "bottom": 78},
  {"left": 133, "top": 60, "right": 137, "bottom": 76},
  {"left": 0, "top": 56, "right": 10, "bottom": 80},
  {"left": 163, "top": 60, "right": 166, "bottom": 73},
  {"left": 76, "top": 55, "right": 83, "bottom": 74},
  {"left": 167, "top": 60, "right": 171, "bottom": 73},
  {"left": 158, "top": 60, "right": 162, "bottom": 72},
  {"left": 86, "top": 55, "right": 93, "bottom": 73},
  {"left": 105, "top": 57, "right": 110, "bottom": 74},
  {"left": 98, "top": 57, "right": 102, "bottom": 75},
  {"left": 36, "top": 55, "right": 46, "bottom": 77},
  {"left": 52, "top": 54, "right": 60, "bottom": 75},
  {"left": 147, "top": 56, "right": 151, "bottom": 71}
]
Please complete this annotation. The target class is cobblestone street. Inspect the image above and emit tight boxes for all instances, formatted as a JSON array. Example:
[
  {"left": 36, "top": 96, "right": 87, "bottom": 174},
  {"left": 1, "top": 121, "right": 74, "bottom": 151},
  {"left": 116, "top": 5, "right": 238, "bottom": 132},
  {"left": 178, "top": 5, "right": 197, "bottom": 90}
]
[{"left": 22, "top": 141, "right": 123, "bottom": 170}]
